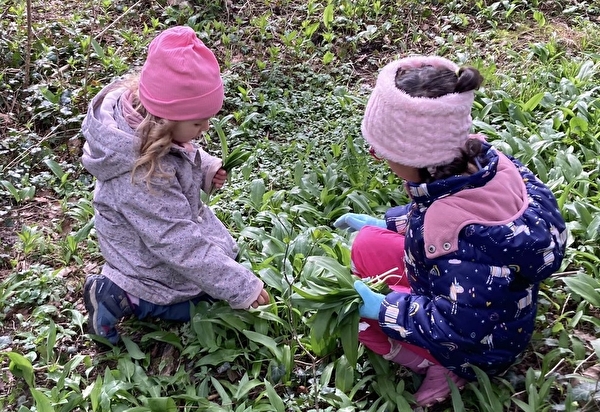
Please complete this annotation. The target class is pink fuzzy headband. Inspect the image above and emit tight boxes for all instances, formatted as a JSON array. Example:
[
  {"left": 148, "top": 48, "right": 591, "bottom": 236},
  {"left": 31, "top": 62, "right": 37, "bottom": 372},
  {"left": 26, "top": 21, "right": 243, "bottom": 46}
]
[{"left": 361, "top": 56, "right": 475, "bottom": 168}]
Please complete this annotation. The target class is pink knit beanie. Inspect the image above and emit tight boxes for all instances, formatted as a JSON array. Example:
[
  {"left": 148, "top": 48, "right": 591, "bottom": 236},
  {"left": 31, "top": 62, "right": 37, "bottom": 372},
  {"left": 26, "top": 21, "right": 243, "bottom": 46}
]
[
  {"left": 361, "top": 56, "right": 475, "bottom": 168},
  {"left": 139, "top": 26, "right": 224, "bottom": 121}
]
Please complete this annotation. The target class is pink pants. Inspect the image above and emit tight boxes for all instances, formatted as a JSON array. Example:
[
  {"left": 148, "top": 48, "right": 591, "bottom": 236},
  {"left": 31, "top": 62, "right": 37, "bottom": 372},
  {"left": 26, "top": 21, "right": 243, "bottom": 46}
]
[{"left": 352, "top": 226, "right": 437, "bottom": 363}]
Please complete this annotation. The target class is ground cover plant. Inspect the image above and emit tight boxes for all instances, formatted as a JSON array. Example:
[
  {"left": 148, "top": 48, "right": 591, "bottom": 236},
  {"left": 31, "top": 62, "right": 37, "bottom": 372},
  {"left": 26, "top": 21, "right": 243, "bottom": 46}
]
[{"left": 0, "top": 0, "right": 599, "bottom": 410}]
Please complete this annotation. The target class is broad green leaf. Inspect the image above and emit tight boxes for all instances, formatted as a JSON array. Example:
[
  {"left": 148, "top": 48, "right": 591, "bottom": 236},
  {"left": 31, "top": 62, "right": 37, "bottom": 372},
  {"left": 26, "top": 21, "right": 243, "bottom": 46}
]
[
  {"left": 591, "top": 338, "right": 600, "bottom": 359},
  {"left": 57, "top": 354, "right": 88, "bottom": 391},
  {"left": 334, "top": 355, "right": 354, "bottom": 392},
  {"left": 575, "top": 60, "right": 596, "bottom": 81},
  {"left": 43, "top": 158, "right": 66, "bottom": 179},
  {"left": 263, "top": 380, "right": 285, "bottom": 412},
  {"left": 562, "top": 272, "right": 600, "bottom": 307},
  {"left": 322, "top": 3, "right": 334, "bottom": 29},
  {"left": 90, "top": 38, "right": 105, "bottom": 59},
  {"left": 309, "top": 308, "right": 336, "bottom": 341},
  {"left": 193, "top": 317, "right": 217, "bottom": 349},
  {"left": 210, "top": 376, "right": 232, "bottom": 406},
  {"left": 242, "top": 330, "right": 282, "bottom": 360},
  {"left": 234, "top": 374, "right": 263, "bottom": 401},
  {"left": 146, "top": 397, "right": 177, "bottom": 412},
  {"left": 250, "top": 179, "right": 266, "bottom": 209},
  {"left": 339, "top": 311, "right": 359, "bottom": 365},
  {"left": 140, "top": 331, "right": 183, "bottom": 351},
  {"left": 40, "top": 87, "right": 58, "bottom": 103},
  {"left": 450, "top": 376, "right": 467, "bottom": 411},
  {"left": 121, "top": 336, "right": 146, "bottom": 360},
  {"left": 522, "top": 92, "right": 545, "bottom": 112},
  {"left": 320, "top": 361, "right": 335, "bottom": 386},
  {"left": 346, "top": 192, "right": 373, "bottom": 214},
  {"left": 197, "top": 349, "right": 241, "bottom": 366},
  {"left": 31, "top": 388, "right": 55, "bottom": 412},
  {"left": 117, "top": 357, "right": 136, "bottom": 380},
  {"left": 46, "top": 320, "right": 56, "bottom": 364},
  {"left": 5, "top": 351, "right": 35, "bottom": 387}
]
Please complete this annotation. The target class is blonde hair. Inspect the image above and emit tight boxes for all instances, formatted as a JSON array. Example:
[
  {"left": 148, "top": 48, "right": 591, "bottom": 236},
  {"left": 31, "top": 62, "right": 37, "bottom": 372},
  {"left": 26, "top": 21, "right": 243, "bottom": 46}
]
[{"left": 121, "top": 75, "right": 176, "bottom": 185}]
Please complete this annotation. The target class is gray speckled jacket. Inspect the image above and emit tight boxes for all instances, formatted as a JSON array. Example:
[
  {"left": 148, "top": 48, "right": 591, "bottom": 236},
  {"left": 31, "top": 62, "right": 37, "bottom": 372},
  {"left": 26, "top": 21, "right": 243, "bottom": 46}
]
[{"left": 81, "top": 82, "right": 263, "bottom": 309}]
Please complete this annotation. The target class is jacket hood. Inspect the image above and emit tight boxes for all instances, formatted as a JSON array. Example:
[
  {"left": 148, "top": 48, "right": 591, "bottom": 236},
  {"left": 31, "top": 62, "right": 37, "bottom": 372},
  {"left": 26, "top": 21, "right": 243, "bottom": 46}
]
[{"left": 81, "top": 84, "right": 141, "bottom": 182}]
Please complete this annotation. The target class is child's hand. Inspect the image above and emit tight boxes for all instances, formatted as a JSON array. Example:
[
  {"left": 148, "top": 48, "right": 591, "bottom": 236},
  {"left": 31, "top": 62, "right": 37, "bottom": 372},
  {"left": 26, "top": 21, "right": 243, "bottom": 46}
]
[
  {"left": 334, "top": 213, "right": 386, "bottom": 232},
  {"left": 212, "top": 168, "right": 227, "bottom": 189},
  {"left": 250, "top": 288, "right": 270, "bottom": 308},
  {"left": 354, "top": 280, "right": 385, "bottom": 320}
]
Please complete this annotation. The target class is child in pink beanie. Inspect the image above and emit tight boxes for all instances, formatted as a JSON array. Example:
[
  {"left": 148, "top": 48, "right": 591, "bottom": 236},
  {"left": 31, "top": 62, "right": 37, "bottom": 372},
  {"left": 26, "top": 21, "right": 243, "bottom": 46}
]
[
  {"left": 334, "top": 56, "right": 567, "bottom": 407},
  {"left": 80, "top": 26, "right": 269, "bottom": 345}
]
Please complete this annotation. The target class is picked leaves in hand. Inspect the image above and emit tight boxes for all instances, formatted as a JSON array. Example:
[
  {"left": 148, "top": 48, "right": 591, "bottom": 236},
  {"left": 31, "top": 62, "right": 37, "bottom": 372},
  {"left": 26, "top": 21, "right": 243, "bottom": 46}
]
[
  {"left": 222, "top": 146, "right": 251, "bottom": 172},
  {"left": 292, "top": 256, "right": 393, "bottom": 366}
]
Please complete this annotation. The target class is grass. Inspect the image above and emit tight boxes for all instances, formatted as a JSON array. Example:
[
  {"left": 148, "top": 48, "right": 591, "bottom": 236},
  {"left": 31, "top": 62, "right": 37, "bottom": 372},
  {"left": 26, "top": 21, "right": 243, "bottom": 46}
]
[{"left": 0, "top": 0, "right": 599, "bottom": 411}]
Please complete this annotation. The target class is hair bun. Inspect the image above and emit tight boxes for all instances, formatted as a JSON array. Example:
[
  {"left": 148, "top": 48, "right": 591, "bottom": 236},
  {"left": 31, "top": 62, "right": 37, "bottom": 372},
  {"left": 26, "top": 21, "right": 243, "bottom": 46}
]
[{"left": 455, "top": 67, "right": 484, "bottom": 93}]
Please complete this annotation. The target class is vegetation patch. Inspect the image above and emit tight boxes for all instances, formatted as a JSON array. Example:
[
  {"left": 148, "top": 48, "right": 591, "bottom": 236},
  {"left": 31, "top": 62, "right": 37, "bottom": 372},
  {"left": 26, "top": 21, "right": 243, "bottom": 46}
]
[{"left": 1, "top": 0, "right": 599, "bottom": 411}]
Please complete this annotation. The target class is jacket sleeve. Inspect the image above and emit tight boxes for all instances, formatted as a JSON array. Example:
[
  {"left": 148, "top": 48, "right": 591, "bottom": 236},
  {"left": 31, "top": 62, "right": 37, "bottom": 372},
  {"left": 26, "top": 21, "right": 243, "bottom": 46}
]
[
  {"left": 198, "top": 148, "right": 223, "bottom": 193},
  {"left": 118, "top": 174, "right": 263, "bottom": 309},
  {"left": 377, "top": 259, "right": 508, "bottom": 351},
  {"left": 385, "top": 203, "right": 412, "bottom": 234}
]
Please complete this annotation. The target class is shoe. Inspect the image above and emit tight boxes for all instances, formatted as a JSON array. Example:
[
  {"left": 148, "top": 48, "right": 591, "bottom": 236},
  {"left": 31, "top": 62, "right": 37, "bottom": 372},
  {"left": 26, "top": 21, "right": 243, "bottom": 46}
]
[
  {"left": 414, "top": 365, "right": 467, "bottom": 407},
  {"left": 83, "top": 275, "right": 132, "bottom": 344}
]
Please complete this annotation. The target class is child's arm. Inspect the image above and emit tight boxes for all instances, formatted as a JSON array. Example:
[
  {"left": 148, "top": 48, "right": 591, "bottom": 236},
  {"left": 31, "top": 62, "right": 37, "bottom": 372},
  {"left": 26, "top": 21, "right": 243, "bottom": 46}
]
[
  {"left": 117, "top": 174, "right": 264, "bottom": 309},
  {"left": 384, "top": 203, "right": 412, "bottom": 235},
  {"left": 198, "top": 148, "right": 223, "bottom": 192}
]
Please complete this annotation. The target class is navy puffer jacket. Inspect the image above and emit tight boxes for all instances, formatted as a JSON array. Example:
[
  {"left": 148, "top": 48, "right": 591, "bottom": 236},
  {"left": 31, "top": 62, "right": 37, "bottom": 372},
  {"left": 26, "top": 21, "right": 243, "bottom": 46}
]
[{"left": 379, "top": 144, "right": 567, "bottom": 380}]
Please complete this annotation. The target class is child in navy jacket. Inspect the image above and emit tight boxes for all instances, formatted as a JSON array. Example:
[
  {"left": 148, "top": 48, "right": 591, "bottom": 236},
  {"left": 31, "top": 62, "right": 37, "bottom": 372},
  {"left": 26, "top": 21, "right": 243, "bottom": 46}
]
[{"left": 334, "top": 56, "right": 567, "bottom": 407}]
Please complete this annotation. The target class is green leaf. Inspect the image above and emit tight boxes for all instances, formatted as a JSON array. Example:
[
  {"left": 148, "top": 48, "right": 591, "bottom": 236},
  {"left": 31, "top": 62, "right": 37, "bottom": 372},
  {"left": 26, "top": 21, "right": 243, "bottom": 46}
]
[
  {"left": 250, "top": 179, "right": 266, "bottom": 209},
  {"left": 140, "top": 331, "right": 183, "bottom": 351},
  {"left": 309, "top": 308, "right": 336, "bottom": 341},
  {"left": 0, "top": 180, "right": 19, "bottom": 199},
  {"left": 210, "top": 376, "right": 232, "bottom": 406},
  {"left": 346, "top": 192, "right": 373, "bottom": 214},
  {"left": 242, "top": 330, "right": 282, "bottom": 360},
  {"left": 591, "top": 338, "right": 600, "bottom": 359},
  {"left": 145, "top": 397, "right": 177, "bottom": 412},
  {"left": 263, "top": 380, "right": 285, "bottom": 412},
  {"left": 233, "top": 373, "right": 263, "bottom": 401},
  {"left": 450, "top": 377, "right": 466, "bottom": 411},
  {"left": 31, "top": 388, "right": 55, "bottom": 412},
  {"left": 121, "top": 336, "right": 147, "bottom": 360},
  {"left": 222, "top": 146, "right": 251, "bottom": 171},
  {"left": 5, "top": 351, "right": 35, "bottom": 386},
  {"left": 322, "top": 3, "right": 334, "bottom": 29},
  {"left": 562, "top": 272, "right": 600, "bottom": 307},
  {"left": 334, "top": 355, "right": 354, "bottom": 392},
  {"left": 43, "top": 158, "right": 65, "bottom": 179},
  {"left": 522, "top": 92, "right": 545, "bottom": 112},
  {"left": 339, "top": 311, "right": 360, "bottom": 366},
  {"left": 197, "top": 349, "right": 241, "bottom": 366},
  {"left": 90, "top": 38, "right": 105, "bottom": 59},
  {"left": 46, "top": 319, "right": 57, "bottom": 363}
]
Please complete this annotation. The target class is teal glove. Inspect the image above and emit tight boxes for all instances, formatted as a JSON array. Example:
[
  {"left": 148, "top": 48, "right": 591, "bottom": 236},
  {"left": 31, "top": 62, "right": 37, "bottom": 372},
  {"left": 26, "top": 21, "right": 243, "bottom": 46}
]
[
  {"left": 334, "top": 213, "right": 386, "bottom": 232},
  {"left": 353, "top": 280, "right": 385, "bottom": 320}
]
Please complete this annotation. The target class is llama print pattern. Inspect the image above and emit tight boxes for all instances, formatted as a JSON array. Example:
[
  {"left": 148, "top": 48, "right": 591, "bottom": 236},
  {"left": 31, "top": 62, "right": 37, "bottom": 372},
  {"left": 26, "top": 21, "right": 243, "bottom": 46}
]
[{"left": 487, "top": 265, "right": 511, "bottom": 285}]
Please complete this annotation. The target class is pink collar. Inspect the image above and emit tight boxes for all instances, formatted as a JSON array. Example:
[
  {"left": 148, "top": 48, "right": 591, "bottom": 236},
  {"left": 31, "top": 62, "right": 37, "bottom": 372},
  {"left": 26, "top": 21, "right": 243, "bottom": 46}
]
[{"left": 423, "top": 153, "right": 528, "bottom": 259}]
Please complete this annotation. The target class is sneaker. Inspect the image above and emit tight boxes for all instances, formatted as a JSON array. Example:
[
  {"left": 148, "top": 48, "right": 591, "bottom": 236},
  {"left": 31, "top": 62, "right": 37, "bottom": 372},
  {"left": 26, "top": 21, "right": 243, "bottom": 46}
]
[
  {"left": 83, "top": 274, "right": 132, "bottom": 344},
  {"left": 414, "top": 365, "right": 467, "bottom": 407}
]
